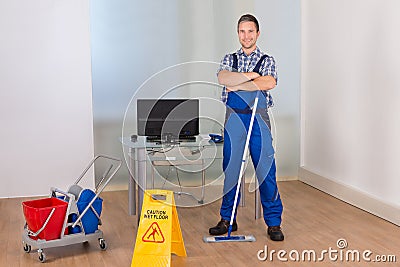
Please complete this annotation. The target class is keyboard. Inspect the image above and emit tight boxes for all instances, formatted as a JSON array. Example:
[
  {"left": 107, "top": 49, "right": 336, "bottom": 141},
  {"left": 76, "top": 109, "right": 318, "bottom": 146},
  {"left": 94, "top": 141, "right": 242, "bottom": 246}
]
[
  {"left": 146, "top": 136, "right": 197, "bottom": 143},
  {"left": 146, "top": 136, "right": 161, "bottom": 142},
  {"left": 177, "top": 136, "right": 196, "bottom": 142}
]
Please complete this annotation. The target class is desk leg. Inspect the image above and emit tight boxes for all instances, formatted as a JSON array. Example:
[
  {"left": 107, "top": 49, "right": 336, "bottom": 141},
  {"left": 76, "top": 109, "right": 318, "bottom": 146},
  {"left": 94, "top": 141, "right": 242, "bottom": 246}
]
[
  {"left": 239, "top": 174, "right": 245, "bottom": 207},
  {"left": 137, "top": 147, "right": 147, "bottom": 225},
  {"left": 128, "top": 147, "right": 136, "bottom": 216},
  {"left": 200, "top": 160, "right": 205, "bottom": 204},
  {"left": 255, "top": 179, "right": 262, "bottom": 219}
]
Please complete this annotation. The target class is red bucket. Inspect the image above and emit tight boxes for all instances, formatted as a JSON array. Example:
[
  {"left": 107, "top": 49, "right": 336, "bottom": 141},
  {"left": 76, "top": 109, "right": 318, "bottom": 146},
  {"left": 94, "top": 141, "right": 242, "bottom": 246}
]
[{"left": 22, "top": 197, "right": 68, "bottom": 240}]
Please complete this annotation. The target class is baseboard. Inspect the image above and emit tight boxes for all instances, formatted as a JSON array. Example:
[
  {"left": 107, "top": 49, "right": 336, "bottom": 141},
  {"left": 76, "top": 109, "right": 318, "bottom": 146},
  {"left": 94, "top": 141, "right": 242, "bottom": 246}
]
[
  {"left": 103, "top": 183, "right": 128, "bottom": 192},
  {"left": 298, "top": 167, "right": 400, "bottom": 226},
  {"left": 277, "top": 176, "right": 298, "bottom": 182}
]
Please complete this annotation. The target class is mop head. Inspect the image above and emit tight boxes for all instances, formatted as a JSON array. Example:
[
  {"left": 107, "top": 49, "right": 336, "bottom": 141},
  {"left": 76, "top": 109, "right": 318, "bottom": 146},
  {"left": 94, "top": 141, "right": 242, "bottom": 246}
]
[{"left": 203, "top": 234, "right": 256, "bottom": 243}]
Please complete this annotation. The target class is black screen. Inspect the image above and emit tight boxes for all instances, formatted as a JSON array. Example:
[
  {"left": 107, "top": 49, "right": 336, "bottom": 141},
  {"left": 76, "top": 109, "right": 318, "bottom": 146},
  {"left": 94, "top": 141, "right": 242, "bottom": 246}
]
[{"left": 137, "top": 99, "right": 199, "bottom": 138}]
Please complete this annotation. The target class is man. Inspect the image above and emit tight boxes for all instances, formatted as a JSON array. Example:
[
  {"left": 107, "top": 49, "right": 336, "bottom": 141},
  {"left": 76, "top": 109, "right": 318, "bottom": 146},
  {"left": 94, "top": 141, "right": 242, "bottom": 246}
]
[{"left": 209, "top": 14, "right": 284, "bottom": 241}]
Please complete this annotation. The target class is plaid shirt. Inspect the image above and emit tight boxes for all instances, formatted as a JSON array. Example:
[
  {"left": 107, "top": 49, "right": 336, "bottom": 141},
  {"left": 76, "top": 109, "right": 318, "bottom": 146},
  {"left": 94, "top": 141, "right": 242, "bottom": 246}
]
[{"left": 217, "top": 47, "right": 277, "bottom": 107}]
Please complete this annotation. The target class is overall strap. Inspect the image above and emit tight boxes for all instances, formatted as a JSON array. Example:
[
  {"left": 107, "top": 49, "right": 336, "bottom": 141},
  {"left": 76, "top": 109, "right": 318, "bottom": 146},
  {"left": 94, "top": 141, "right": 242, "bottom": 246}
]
[
  {"left": 253, "top": 54, "right": 268, "bottom": 75},
  {"left": 253, "top": 54, "right": 269, "bottom": 99},
  {"left": 231, "top": 53, "right": 238, "bottom": 72},
  {"left": 231, "top": 53, "right": 268, "bottom": 74}
]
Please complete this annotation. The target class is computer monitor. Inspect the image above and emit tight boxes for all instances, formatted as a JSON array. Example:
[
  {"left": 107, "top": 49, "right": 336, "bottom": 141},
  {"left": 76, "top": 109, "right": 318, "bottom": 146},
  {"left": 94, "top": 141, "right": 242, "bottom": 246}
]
[{"left": 137, "top": 99, "right": 199, "bottom": 140}]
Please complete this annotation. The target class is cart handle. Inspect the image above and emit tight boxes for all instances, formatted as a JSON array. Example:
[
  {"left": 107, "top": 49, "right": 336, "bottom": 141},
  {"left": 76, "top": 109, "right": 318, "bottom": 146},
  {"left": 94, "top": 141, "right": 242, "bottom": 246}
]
[
  {"left": 96, "top": 164, "right": 113, "bottom": 193},
  {"left": 71, "top": 155, "right": 121, "bottom": 228},
  {"left": 74, "top": 155, "right": 121, "bottom": 187}
]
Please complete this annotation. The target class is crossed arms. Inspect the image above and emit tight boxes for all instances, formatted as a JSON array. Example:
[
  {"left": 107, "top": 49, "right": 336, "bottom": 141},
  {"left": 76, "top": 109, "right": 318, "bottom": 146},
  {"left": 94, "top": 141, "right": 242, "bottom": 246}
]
[{"left": 217, "top": 70, "right": 276, "bottom": 92}]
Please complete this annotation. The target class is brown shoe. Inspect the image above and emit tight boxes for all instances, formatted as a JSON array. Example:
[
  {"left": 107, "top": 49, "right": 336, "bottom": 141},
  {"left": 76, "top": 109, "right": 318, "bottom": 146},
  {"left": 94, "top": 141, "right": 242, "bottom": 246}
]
[
  {"left": 267, "top": 226, "right": 284, "bottom": 241},
  {"left": 209, "top": 219, "right": 238, "bottom": 235}
]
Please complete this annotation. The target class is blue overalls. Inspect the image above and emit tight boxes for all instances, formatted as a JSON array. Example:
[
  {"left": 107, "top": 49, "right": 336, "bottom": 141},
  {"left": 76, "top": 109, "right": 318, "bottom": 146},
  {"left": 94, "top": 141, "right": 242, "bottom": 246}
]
[{"left": 219, "top": 54, "right": 283, "bottom": 227}]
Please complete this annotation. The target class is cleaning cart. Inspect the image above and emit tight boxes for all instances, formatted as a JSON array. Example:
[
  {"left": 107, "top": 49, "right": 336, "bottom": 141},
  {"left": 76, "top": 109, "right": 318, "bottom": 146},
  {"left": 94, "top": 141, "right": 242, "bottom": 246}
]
[{"left": 22, "top": 155, "right": 121, "bottom": 263}]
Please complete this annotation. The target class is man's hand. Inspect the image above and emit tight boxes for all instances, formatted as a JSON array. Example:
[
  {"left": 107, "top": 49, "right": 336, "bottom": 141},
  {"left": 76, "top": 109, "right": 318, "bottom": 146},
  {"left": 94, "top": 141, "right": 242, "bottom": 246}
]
[
  {"left": 218, "top": 70, "right": 260, "bottom": 87},
  {"left": 225, "top": 75, "right": 276, "bottom": 92}
]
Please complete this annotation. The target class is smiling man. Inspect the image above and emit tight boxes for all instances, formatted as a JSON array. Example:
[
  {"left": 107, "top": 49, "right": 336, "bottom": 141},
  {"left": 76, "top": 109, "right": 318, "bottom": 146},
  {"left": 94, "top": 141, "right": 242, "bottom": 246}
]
[{"left": 209, "top": 14, "right": 284, "bottom": 241}]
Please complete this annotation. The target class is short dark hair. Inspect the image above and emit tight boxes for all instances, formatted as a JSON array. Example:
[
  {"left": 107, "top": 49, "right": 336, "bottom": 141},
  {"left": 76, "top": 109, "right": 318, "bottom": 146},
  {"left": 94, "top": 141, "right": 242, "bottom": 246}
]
[{"left": 237, "top": 14, "right": 259, "bottom": 32}]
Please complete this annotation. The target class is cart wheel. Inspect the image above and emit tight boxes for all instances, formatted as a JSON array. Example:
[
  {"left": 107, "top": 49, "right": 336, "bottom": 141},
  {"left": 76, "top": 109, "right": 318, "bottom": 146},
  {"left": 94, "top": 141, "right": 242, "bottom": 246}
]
[
  {"left": 38, "top": 250, "right": 46, "bottom": 263},
  {"left": 23, "top": 243, "right": 31, "bottom": 253},
  {"left": 99, "top": 238, "right": 107, "bottom": 250}
]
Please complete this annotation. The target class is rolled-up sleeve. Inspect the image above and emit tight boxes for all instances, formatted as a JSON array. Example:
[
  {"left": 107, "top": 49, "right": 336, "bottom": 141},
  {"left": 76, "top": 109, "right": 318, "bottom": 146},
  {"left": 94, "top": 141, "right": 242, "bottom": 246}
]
[
  {"left": 260, "top": 56, "right": 278, "bottom": 84},
  {"left": 217, "top": 54, "right": 233, "bottom": 75}
]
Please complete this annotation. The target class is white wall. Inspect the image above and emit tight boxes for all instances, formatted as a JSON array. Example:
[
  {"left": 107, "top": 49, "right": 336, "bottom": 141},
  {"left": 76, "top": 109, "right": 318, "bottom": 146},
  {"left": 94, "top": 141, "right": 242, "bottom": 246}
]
[
  {"left": 0, "top": 0, "right": 94, "bottom": 197},
  {"left": 301, "top": 0, "right": 400, "bottom": 225}
]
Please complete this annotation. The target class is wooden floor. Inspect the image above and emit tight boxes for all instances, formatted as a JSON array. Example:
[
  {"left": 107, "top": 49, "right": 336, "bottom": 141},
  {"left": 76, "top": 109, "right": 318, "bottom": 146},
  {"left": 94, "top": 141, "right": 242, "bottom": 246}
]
[{"left": 2, "top": 181, "right": 399, "bottom": 266}]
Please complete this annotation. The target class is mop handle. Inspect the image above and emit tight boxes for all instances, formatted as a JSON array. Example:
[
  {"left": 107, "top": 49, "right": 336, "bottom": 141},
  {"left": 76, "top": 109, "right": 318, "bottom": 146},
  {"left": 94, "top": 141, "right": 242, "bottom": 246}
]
[{"left": 228, "top": 91, "right": 260, "bottom": 236}]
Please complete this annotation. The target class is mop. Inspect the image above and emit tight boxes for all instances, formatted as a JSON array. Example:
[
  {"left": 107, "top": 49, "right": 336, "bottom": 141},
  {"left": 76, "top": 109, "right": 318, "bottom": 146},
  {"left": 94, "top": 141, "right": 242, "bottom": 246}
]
[{"left": 203, "top": 91, "right": 261, "bottom": 243}]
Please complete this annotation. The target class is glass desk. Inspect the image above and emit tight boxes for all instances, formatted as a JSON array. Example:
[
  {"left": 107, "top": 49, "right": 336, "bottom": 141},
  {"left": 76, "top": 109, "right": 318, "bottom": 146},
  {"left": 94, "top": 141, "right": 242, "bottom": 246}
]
[{"left": 121, "top": 136, "right": 260, "bottom": 224}]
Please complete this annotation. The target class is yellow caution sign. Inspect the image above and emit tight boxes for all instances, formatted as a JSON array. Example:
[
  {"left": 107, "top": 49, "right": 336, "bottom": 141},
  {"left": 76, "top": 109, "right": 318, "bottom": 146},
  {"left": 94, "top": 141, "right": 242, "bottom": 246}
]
[{"left": 131, "top": 190, "right": 186, "bottom": 267}]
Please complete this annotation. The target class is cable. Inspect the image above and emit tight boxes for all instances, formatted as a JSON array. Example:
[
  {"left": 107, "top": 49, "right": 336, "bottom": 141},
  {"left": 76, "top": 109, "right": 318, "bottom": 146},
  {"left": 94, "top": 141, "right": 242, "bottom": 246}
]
[{"left": 147, "top": 144, "right": 177, "bottom": 155}]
